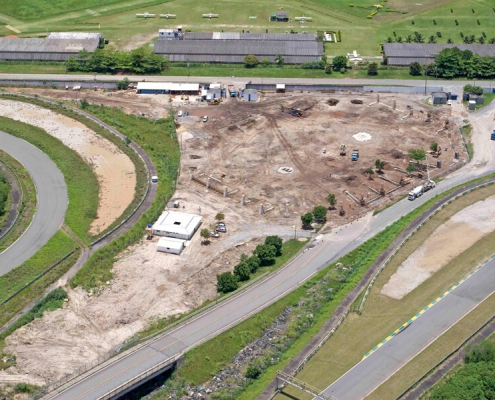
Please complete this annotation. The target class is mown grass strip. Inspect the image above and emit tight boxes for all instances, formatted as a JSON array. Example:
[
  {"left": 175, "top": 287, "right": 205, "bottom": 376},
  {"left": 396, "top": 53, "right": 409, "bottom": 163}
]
[
  {"left": 0, "top": 166, "right": 11, "bottom": 231},
  {"left": 0, "top": 149, "right": 36, "bottom": 253},
  {"left": 0, "top": 116, "right": 98, "bottom": 245},
  {"left": 149, "top": 175, "right": 495, "bottom": 400},
  {"left": 0, "top": 230, "right": 78, "bottom": 328},
  {"left": 70, "top": 104, "right": 179, "bottom": 290}
]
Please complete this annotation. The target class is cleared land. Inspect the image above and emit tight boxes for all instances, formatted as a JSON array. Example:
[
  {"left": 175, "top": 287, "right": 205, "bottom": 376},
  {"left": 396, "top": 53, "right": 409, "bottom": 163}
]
[{"left": 276, "top": 183, "right": 495, "bottom": 400}]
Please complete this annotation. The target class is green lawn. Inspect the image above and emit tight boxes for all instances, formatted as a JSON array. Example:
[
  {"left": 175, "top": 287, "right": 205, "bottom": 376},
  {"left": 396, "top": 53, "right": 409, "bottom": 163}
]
[{"left": 277, "top": 183, "right": 495, "bottom": 400}]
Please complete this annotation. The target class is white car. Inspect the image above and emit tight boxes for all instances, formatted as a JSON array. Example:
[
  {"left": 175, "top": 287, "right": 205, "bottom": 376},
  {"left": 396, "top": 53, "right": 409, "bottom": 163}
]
[
  {"left": 177, "top": 110, "right": 183, "bottom": 117},
  {"left": 202, "top": 115, "right": 208, "bottom": 122},
  {"left": 447, "top": 100, "right": 452, "bottom": 106}
]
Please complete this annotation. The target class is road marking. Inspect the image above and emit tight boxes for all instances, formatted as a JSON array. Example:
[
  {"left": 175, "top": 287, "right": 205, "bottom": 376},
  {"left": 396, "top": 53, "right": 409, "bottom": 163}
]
[
  {"left": 68, "top": 242, "right": 329, "bottom": 400},
  {"left": 5, "top": 25, "right": 21, "bottom": 33},
  {"left": 361, "top": 259, "right": 489, "bottom": 360}
]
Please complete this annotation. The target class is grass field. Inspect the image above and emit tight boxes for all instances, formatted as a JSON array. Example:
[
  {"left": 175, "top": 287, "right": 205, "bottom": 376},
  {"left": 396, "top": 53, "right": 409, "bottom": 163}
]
[
  {"left": 0, "top": 150, "right": 36, "bottom": 253},
  {"left": 0, "top": 116, "right": 99, "bottom": 245},
  {"left": 277, "top": 183, "right": 495, "bottom": 400},
  {"left": 2, "top": 0, "right": 494, "bottom": 58}
]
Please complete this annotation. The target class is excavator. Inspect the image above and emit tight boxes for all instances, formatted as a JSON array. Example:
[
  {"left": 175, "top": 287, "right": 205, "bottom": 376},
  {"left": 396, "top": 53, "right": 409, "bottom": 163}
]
[
  {"left": 339, "top": 144, "right": 346, "bottom": 156},
  {"left": 281, "top": 105, "right": 303, "bottom": 117}
]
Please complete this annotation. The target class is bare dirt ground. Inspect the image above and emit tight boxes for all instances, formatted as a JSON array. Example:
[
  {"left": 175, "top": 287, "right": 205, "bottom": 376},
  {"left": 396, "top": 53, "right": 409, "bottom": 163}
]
[
  {"left": 0, "top": 88, "right": 467, "bottom": 387},
  {"left": 0, "top": 98, "right": 136, "bottom": 235},
  {"left": 382, "top": 194, "right": 495, "bottom": 299}
]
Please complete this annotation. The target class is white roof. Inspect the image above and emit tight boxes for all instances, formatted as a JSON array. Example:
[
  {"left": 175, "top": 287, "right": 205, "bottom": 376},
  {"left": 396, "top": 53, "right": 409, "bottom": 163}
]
[
  {"left": 157, "top": 237, "right": 185, "bottom": 250},
  {"left": 47, "top": 32, "right": 102, "bottom": 40},
  {"left": 137, "top": 82, "right": 200, "bottom": 91},
  {"left": 152, "top": 210, "right": 202, "bottom": 235},
  {"left": 159, "top": 29, "right": 174, "bottom": 33},
  {"left": 276, "top": 84, "right": 285, "bottom": 89},
  {"left": 209, "top": 83, "right": 221, "bottom": 89}
]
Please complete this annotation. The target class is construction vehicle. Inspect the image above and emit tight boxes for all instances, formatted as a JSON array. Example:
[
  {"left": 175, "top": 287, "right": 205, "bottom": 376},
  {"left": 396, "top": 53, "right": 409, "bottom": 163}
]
[
  {"left": 408, "top": 185, "right": 423, "bottom": 200},
  {"left": 340, "top": 144, "right": 346, "bottom": 156},
  {"left": 208, "top": 98, "right": 222, "bottom": 105},
  {"left": 281, "top": 105, "right": 303, "bottom": 117},
  {"left": 432, "top": 147, "right": 442, "bottom": 158},
  {"left": 228, "top": 85, "right": 236, "bottom": 97},
  {"left": 339, "top": 207, "right": 345, "bottom": 216},
  {"left": 351, "top": 149, "right": 359, "bottom": 161}
]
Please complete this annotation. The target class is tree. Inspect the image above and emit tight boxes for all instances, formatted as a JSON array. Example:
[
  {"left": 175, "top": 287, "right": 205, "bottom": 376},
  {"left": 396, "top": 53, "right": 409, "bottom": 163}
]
[
  {"left": 396, "top": 36, "right": 403, "bottom": 43},
  {"left": 244, "top": 54, "right": 259, "bottom": 68},
  {"left": 313, "top": 205, "right": 327, "bottom": 221},
  {"left": 215, "top": 213, "right": 225, "bottom": 222},
  {"left": 430, "top": 142, "right": 439, "bottom": 152},
  {"left": 332, "top": 55, "right": 347, "bottom": 71},
  {"left": 478, "top": 36, "right": 485, "bottom": 44},
  {"left": 464, "top": 84, "right": 483, "bottom": 95},
  {"left": 200, "top": 228, "right": 210, "bottom": 244},
  {"left": 301, "top": 212, "right": 314, "bottom": 227},
  {"left": 408, "top": 149, "right": 427, "bottom": 164},
  {"left": 409, "top": 62, "right": 422, "bottom": 76},
  {"left": 246, "top": 256, "right": 261, "bottom": 273},
  {"left": 261, "top": 58, "right": 271, "bottom": 67},
  {"left": 365, "top": 167, "right": 375, "bottom": 180},
  {"left": 253, "top": 244, "right": 277, "bottom": 265},
  {"left": 406, "top": 163, "right": 415, "bottom": 173},
  {"left": 245, "top": 364, "right": 262, "bottom": 379},
  {"left": 447, "top": 38, "right": 453, "bottom": 44},
  {"left": 325, "top": 64, "right": 333, "bottom": 74},
  {"left": 367, "top": 62, "right": 378, "bottom": 76},
  {"left": 465, "top": 340, "right": 495, "bottom": 364},
  {"left": 274, "top": 54, "right": 285, "bottom": 66},
  {"left": 327, "top": 193, "right": 337, "bottom": 209},
  {"left": 79, "top": 98, "right": 89, "bottom": 109},
  {"left": 489, "top": 38, "right": 495, "bottom": 44},
  {"left": 428, "top": 35, "right": 437, "bottom": 44},
  {"left": 375, "top": 159, "right": 385, "bottom": 172},
  {"left": 234, "top": 262, "right": 251, "bottom": 281},
  {"left": 386, "top": 37, "right": 393, "bottom": 43},
  {"left": 117, "top": 77, "right": 130, "bottom": 90},
  {"left": 405, "top": 35, "right": 413, "bottom": 43},
  {"left": 216, "top": 272, "right": 238, "bottom": 293},
  {"left": 264, "top": 236, "right": 283, "bottom": 256}
]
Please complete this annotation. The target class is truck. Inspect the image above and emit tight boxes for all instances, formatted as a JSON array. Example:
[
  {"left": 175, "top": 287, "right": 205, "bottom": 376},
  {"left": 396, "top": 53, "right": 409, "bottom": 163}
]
[
  {"left": 422, "top": 180, "right": 436, "bottom": 193},
  {"left": 351, "top": 149, "right": 359, "bottom": 161},
  {"left": 408, "top": 185, "right": 423, "bottom": 200},
  {"left": 491, "top": 129, "right": 495, "bottom": 141},
  {"left": 228, "top": 85, "right": 236, "bottom": 97}
]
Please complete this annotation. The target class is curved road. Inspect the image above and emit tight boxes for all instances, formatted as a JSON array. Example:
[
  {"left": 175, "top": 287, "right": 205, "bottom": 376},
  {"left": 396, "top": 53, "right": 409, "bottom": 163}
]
[{"left": 0, "top": 131, "right": 67, "bottom": 275}]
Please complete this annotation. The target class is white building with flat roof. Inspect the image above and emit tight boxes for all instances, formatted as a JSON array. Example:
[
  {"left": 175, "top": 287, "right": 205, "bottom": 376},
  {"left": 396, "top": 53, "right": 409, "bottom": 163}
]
[
  {"left": 157, "top": 237, "right": 185, "bottom": 255},
  {"left": 152, "top": 210, "right": 202, "bottom": 240}
]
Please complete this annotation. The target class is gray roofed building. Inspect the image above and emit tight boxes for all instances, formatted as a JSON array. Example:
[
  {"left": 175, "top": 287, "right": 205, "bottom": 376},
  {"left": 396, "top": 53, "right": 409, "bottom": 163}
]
[
  {"left": 0, "top": 32, "right": 101, "bottom": 61},
  {"left": 383, "top": 43, "right": 495, "bottom": 66},
  {"left": 184, "top": 32, "right": 317, "bottom": 41},
  {"left": 154, "top": 36, "right": 323, "bottom": 64}
]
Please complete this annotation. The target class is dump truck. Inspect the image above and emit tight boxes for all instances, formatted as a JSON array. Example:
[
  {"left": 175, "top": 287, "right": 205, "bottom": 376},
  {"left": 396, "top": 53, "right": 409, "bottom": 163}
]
[
  {"left": 228, "top": 85, "right": 236, "bottom": 97},
  {"left": 351, "top": 149, "right": 359, "bottom": 161}
]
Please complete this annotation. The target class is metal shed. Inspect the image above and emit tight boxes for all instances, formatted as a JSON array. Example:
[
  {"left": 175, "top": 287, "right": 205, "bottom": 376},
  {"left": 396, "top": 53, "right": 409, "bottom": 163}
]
[
  {"left": 157, "top": 237, "right": 185, "bottom": 255},
  {"left": 243, "top": 89, "right": 258, "bottom": 101},
  {"left": 431, "top": 92, "right": 448, "bottom": 105}
]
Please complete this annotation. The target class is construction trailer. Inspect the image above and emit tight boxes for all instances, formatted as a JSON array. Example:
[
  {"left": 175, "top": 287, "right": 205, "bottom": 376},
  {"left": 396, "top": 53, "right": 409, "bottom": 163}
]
[
  {"left": 157, "top": 237, "right": 185, "bottom": 255},
  {"left": 243, "top": 89, "right": 258, "bottom": 101}
]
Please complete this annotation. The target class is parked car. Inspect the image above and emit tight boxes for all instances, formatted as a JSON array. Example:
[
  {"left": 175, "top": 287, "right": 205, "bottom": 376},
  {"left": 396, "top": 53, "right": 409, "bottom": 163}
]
[
  {"left": 183, "top": 111, "right": 189, "bottom": 117},
  {"left": 209, "top": 231, "right": 220, "bottom": 238},
  {"left": 216, "top": 226, "right": 227, "bottom": 233},
  {"left": 447, "top": 100, "right": 452, "bottom": 106},
  {"left": 177, "top": 110, "right": 183, "bottom": 117},
  {"left": 216, "top": 222, "right": 226, "bottom": 227},
  {"left": 202, "top": 115, "right": 208, "bottom": 122}
]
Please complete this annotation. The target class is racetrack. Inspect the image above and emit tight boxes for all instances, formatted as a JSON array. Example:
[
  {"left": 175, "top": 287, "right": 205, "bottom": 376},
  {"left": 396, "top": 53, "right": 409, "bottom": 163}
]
[{"left": 0, "top": 131, "right": 67, "bottom": 275}]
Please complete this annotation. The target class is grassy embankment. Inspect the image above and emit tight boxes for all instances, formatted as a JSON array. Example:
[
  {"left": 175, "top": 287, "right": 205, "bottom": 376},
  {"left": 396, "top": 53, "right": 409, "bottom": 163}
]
[
  {"left": 0, "top": 150, "right": 36, "bottom": 253},
  {"left": 278, "top": 183, "right": 495, "bottom": 400},
  {"left": 460, "top": 123, "right": 474, "bottom": 158},
  {"left": 70, "top": 104, "right": 179, "bottom": 290},
  {"left": 148, "top": 176, "right": 495, "bottom": 399},
  {"left": 0, "top": 165, "right": 12, "bottom": 232},
  {"left": 0, "top": 94, "right": 148, "bottom": 241}
]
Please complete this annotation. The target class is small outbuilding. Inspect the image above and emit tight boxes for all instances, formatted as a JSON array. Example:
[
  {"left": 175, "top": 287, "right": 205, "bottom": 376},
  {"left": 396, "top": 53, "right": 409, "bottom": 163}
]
[
  {"left": 431, "top": 92, "right": 448, "bottom": 105},
  {"left": 276, "top": 84, "right": 286, "bottom": 93},
  {"left": 468, "top": 100, "right": 476, "bottom": 111},
  {"left": 137, "top": 82, "right": 199, "bottom": 94},
  {"left": 206, "top": 88, "right": 222, "bottom": 100},
  {"left": 157, "top": 237, "right": 185, "bottom": 255},
  {"left": 243, "top": 88, "right": 258, "bottom": 101},
  {"left": 270, "top": 11, "right": 289, "bottom": 21},
  {"left": 152, "top": 210, "right": 202, "bottom": 240}
]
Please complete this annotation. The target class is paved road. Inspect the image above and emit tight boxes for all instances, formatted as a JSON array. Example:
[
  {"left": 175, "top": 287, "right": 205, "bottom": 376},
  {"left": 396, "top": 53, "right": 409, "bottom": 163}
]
[
  {"left": 48, "top": 160, "right": 494, "bottom": 399},
  {"left": 322, "top": 258, "right": 495, "bottom": 400},
  {"left": 0, "top": 73, "right": 485, "bottom": 88},
  {"left": 0, "top": 131, "right": 67, "bottom": 275}
]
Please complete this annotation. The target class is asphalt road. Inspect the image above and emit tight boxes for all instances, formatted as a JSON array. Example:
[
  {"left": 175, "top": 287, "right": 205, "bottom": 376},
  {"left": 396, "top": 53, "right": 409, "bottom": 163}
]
[
  {"left": 48, "top": 159, "right": 494, "bottom": 400},
  {"left": 322, "top": 257, "right": 495, "bottom": 400},
  {"left": 0, "top": 131, "right": 67, "bottom": 275}
]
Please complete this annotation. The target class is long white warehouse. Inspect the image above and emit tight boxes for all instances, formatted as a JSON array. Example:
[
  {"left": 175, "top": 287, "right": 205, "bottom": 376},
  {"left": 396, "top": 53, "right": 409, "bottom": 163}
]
[{"left": 152, "top": 210, "right": 202, "bottom": 240}]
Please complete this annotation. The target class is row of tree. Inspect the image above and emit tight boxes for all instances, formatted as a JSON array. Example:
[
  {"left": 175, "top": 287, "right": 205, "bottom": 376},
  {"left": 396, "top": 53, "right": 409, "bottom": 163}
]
[
  {"left": 409, "top": 47, "right": 495, "bottom": 79},
  {"left": 387, "top": 32, "right": 495, "bottom": 44},
  {"left": 216, "top": 236, "right": 283, "bottom": 293},
  {"left": 67, "top": 48, "right": 168, "bottom": 74},
  {"left": 0, "top": 170, "right": 9, "bottom": 218}
]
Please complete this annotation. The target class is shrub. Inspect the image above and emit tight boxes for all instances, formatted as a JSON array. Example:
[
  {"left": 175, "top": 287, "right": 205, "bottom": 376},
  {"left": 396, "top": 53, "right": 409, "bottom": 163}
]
[
  {"left": 465, "top": 341, "right": 495, "bottom": 364},
  {"left": 455, "top": 19, "right": 459, "bottom": 25},
  {"left": 437, "top": 31, "right": 442, "bottom": 38},
  {"left": 367, "top": 62, "right": 378, "bottom": 75},
  {"left": 234, "top": 262, "right": 251, "bottom": 281},
  {"left": 243, "top": 54, "right": 259, "bottom": 68},
  {"left": 433, "top": 19, "right": 436, "bottom": 25},
  {"left": 264, "top": 236, "right": 283, "bottom": 256},
  {"left": 245, "top": 365, "right": 262, "bottom": 379}
]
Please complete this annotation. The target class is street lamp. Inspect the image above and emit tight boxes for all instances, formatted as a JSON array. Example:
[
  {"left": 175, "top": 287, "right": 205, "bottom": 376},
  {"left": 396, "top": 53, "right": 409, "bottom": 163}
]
[
  {"left": 292, "top": 225, "right": 296, "bottom": 239},
  {"left": 424, "top": 55, "right": 429, "bottom": 96}
]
